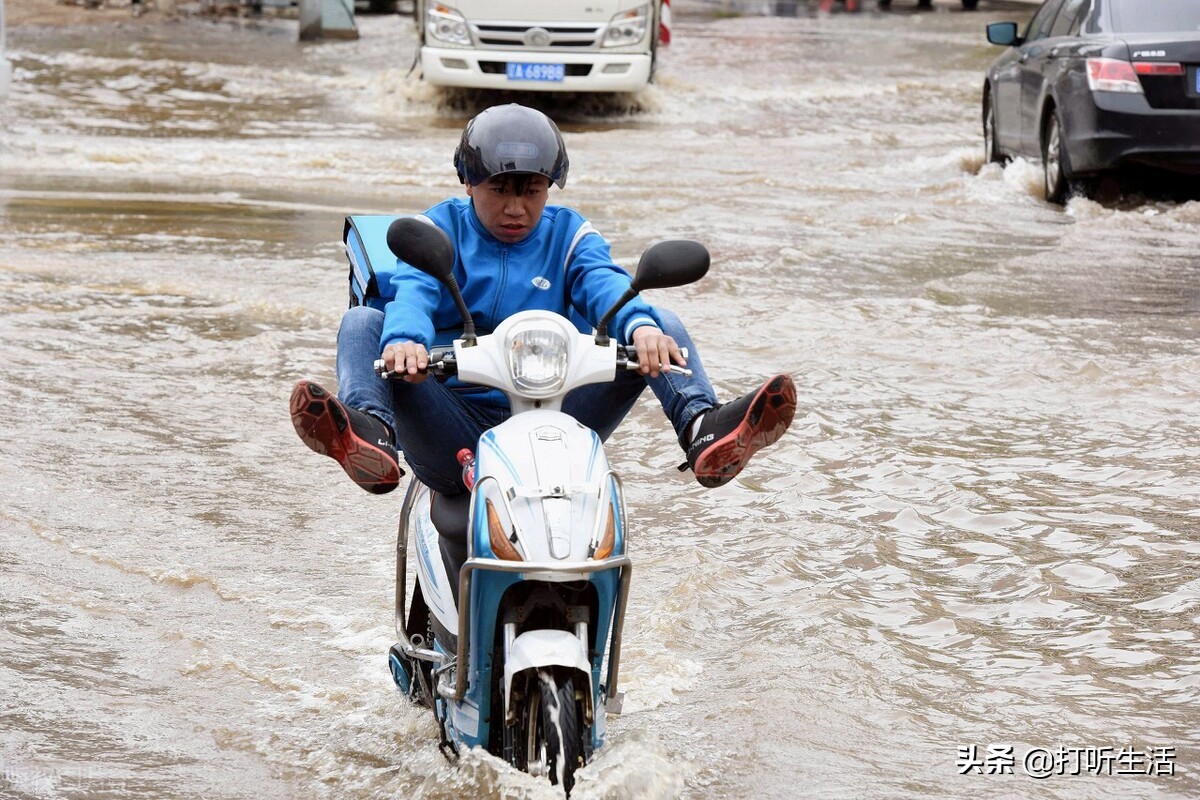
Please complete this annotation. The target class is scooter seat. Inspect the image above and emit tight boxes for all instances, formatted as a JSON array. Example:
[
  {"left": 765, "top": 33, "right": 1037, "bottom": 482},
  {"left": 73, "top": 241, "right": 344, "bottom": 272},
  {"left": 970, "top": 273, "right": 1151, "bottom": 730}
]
[{"left": 430, "top": 491, "right": 471, "bottom": 542}]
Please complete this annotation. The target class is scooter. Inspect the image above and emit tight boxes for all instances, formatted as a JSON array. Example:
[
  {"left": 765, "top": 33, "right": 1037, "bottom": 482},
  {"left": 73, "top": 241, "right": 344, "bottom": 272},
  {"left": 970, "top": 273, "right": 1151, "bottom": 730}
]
[{"left": 377, "top": 217, "right": 709, "bottom": 795}]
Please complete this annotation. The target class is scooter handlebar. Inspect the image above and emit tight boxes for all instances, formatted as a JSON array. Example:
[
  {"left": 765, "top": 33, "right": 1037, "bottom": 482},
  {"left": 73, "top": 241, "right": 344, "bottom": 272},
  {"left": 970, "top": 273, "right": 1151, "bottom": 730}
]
[
  {"left": 374, "top": 347, "right": 457, "bottom": 381},
  {"left": 615, "top": 345, "right": 693, "bottom": 378},
  {"left": 375, "top": 346, "right": 692, "bottom": 381}
]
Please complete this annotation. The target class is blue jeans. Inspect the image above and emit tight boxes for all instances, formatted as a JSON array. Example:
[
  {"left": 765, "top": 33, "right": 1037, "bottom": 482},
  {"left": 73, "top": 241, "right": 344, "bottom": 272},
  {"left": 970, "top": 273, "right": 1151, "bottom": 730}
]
[{"left": 336, "top": 305, "right": 716, "bottom": 495}]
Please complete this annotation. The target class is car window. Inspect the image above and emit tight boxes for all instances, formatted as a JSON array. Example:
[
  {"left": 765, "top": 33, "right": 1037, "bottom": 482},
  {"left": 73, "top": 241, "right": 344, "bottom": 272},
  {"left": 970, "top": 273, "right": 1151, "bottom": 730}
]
[
  {"left": 1025, "top": 0, "right": 1069, "bottom": 42},
  {"left": 1107, "top": 0, "right": 1200, "bottom": 33},
  {"left": 1049, "top": 0, "right": 1089, "bottom": 38}
]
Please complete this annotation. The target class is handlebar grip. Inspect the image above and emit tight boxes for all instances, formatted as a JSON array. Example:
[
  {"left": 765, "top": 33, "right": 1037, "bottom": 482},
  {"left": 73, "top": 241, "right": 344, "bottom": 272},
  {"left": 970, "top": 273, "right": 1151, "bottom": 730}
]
[
  {"left": 374, "top": 358, "right": 397, "bottom": 380},
  {"left": 615, "top": 346, "right": 693, "bottom": 378},
  {"left": 374, "top": 349, "right": 458, "bottom": 381}
]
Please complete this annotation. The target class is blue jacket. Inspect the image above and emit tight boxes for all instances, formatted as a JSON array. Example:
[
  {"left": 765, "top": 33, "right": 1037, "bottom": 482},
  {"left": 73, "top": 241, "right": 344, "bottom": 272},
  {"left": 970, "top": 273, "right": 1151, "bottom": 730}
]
[{"left": 381, "top": 197, "right": 663, "bottom": 407}]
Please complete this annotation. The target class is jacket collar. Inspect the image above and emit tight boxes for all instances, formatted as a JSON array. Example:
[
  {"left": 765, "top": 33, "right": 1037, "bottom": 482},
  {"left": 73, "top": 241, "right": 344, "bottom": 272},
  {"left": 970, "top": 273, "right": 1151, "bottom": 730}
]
[{"left": 465, "top": 198, "right": 547, "bottom": 248}]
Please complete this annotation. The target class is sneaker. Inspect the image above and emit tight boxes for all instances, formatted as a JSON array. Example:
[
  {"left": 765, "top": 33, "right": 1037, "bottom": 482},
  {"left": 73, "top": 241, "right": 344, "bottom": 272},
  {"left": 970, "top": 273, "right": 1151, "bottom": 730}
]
[
  {"left": 683, "top": 374, "right": 797, "bottom": 488},
  {"left": 289, "top": 380, "right": 403, "bottom": 494}
]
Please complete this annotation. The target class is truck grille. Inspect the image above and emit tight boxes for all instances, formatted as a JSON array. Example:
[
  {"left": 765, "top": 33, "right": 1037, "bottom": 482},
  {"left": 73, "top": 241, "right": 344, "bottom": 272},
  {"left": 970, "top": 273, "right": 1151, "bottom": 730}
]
[{"left": 471, "top": 22, "right": 604, "bottom": 50}]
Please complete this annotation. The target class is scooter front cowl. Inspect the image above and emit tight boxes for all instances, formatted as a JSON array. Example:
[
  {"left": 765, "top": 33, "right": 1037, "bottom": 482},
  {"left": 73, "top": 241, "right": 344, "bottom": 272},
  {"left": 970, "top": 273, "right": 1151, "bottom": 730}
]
[{"left": 474, "top": 410, "right": 623, "bottom": 565}]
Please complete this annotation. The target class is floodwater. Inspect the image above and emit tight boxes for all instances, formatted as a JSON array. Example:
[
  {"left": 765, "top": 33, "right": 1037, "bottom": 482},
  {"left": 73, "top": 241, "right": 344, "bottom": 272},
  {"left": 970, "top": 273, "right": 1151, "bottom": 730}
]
[{"left": 2, "top": 2, "right": 1199, "bottom": 798}]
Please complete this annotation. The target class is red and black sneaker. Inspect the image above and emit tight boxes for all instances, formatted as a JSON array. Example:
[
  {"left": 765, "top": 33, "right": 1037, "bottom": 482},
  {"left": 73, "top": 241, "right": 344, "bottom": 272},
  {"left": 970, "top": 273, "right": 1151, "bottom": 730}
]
[
  {"left": 289, "top": 380, "right": 403, "bottom": 495},
  {"left": 684, "top": 374, "right": 797, "bottom": 488}
]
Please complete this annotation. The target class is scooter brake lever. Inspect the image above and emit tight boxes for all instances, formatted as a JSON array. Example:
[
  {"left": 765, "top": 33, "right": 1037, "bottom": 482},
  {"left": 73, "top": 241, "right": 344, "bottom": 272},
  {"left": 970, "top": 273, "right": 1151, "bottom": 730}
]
[
  {"left": 618, "top": 347, "right": 692, "bottom": 377},
  {"left": 374, "top": 356, "right": 452, "bottom": 381},
  {"left": 621, "top": 361, "right": 693, "bottom": 378}
]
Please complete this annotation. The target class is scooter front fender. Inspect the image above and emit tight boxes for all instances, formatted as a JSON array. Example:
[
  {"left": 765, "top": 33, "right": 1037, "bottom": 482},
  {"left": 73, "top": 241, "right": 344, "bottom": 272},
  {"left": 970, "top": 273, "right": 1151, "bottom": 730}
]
[{"left": 503, "top": 629, "right": 593, "bottom": 717}]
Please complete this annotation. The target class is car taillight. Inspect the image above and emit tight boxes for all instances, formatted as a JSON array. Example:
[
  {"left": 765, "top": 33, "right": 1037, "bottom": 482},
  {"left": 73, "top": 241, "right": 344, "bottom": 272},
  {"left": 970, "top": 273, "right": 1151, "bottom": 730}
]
[
  {"left": 1086, "top": 58, "right": 1143, "bottom": 93},
  {"left": 1133, "top": 62, "right": 1185, "bottom": 76}
]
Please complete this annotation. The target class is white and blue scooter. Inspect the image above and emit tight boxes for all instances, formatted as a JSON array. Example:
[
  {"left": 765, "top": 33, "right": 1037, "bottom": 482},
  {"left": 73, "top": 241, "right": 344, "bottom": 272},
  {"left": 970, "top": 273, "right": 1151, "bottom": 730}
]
[{"left": 379, "top": 218, "right": 709, "bottom": 795}]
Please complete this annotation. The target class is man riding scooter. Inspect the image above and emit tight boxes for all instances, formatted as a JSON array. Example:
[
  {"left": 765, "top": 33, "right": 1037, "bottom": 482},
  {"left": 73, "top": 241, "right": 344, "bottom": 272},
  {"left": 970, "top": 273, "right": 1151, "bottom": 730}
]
[{"left": 290, "top": 103, "right": 796, "bottom": 500}]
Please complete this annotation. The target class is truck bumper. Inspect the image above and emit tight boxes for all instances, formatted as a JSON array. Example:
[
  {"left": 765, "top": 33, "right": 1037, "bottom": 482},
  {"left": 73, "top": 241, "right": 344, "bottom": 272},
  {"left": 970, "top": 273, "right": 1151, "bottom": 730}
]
[{"left": 420, "top": 46, "right": 653, "bottom": 93}]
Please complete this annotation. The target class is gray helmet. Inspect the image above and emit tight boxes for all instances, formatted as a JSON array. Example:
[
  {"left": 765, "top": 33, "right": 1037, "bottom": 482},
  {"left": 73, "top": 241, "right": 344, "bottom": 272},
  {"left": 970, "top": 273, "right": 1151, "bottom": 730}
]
[{"left": 454, "top": 104, "right": 569, "bottom": 189}]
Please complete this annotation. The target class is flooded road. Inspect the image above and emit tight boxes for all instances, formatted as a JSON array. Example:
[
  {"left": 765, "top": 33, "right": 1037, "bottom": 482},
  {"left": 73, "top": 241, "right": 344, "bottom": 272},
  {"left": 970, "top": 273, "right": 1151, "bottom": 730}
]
[{"left": 2, "top": 2, "right": 1199, "bottom": 798}]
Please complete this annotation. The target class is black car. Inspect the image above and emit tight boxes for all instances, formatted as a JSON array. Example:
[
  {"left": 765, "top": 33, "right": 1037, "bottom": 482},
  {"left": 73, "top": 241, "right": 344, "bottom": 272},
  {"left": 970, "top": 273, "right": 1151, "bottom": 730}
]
[{"left": 982, "top": 0, "right": 1200, "bottom": 203}]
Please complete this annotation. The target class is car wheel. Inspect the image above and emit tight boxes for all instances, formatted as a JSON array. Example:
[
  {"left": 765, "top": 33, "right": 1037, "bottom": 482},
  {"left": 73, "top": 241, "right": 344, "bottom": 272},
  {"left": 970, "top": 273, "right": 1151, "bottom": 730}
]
[
  {"left": 878, "top": 0, "right": 892, "bottom": 8},
  {"left": 1041, "top": 111, "right": 1072, "bottom": 204},
  {"left": 983, "top": 95, "right": 1004, "bottom": 165},
  {"left": 961, "top": 0, "right": 979, "bottom": 9}
]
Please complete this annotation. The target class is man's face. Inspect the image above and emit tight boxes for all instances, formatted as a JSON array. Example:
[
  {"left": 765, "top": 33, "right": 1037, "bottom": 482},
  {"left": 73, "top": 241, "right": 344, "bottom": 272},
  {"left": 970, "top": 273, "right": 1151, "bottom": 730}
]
[{"left": 466, "top": 174, "right": 551, "bottom": 244}]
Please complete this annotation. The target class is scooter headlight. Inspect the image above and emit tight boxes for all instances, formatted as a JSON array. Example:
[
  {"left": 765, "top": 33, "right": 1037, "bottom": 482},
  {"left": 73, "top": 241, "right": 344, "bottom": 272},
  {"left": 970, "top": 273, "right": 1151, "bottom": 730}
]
[{"left": 508, "top": 326, "right": 568, "bottom": 395}]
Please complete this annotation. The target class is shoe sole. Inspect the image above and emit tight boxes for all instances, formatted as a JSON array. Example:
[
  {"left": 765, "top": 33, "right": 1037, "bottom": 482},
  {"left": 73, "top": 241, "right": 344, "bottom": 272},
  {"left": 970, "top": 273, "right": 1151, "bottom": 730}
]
[
  {"left": 691, "top": 374, "right": 797, "bottom": 489},
  {"left": 289, "top": 380, "right": 401, "bottom": 494}
]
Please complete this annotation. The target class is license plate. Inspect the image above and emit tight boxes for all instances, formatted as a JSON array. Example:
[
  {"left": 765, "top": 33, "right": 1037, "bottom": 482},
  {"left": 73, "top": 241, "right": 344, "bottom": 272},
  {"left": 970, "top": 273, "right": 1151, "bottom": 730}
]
[
  {"left": 506, "top": 62, "right": 565, "bottom": 82},
  {"left": 1195, "top": 68, "right": 1200, "bottom": 93}
]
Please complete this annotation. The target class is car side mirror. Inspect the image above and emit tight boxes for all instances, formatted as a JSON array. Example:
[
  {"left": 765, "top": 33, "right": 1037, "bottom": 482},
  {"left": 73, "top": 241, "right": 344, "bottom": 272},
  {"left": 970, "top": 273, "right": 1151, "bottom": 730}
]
[{"left": 987, "top": 21, "right": 1021, "bottom": 47}]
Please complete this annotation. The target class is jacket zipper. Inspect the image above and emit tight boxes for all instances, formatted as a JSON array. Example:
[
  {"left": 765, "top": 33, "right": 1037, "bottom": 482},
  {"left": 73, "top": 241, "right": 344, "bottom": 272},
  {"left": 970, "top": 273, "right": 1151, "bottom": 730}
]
[{"left": 489, "top": 244, "right": 508, "bottom": 325}]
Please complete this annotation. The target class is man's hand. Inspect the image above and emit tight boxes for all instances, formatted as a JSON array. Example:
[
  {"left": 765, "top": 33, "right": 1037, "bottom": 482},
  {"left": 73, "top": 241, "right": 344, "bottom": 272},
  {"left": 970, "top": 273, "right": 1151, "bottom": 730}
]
[
  {"left": 630, "top": 325, "right": 686, "bottom": 378},
  {"left": 382, "top": 341, "right": 431, "bottom": 383}
]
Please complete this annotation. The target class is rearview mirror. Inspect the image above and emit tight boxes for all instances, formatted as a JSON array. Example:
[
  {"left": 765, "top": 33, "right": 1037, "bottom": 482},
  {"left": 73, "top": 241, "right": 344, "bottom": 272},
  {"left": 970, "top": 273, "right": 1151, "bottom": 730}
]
[
  {"left": 386, "top": 217, "right": 456, "bottom": 284},
  {"left": 631, "top": 240, "right": 710, "bottom": 292},
  {"left": 593, "top": 239, "right": 710, "bottom": 346},
  {"left": 385, "top": 216, "right": 476, "bottom": 345}
]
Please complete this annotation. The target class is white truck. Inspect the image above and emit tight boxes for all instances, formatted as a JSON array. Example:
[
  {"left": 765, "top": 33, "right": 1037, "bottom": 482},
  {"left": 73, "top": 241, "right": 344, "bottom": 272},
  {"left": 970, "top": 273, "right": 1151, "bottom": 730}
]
[{"left": 412, "top": 1, "right": 668, "bottom": 93}]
